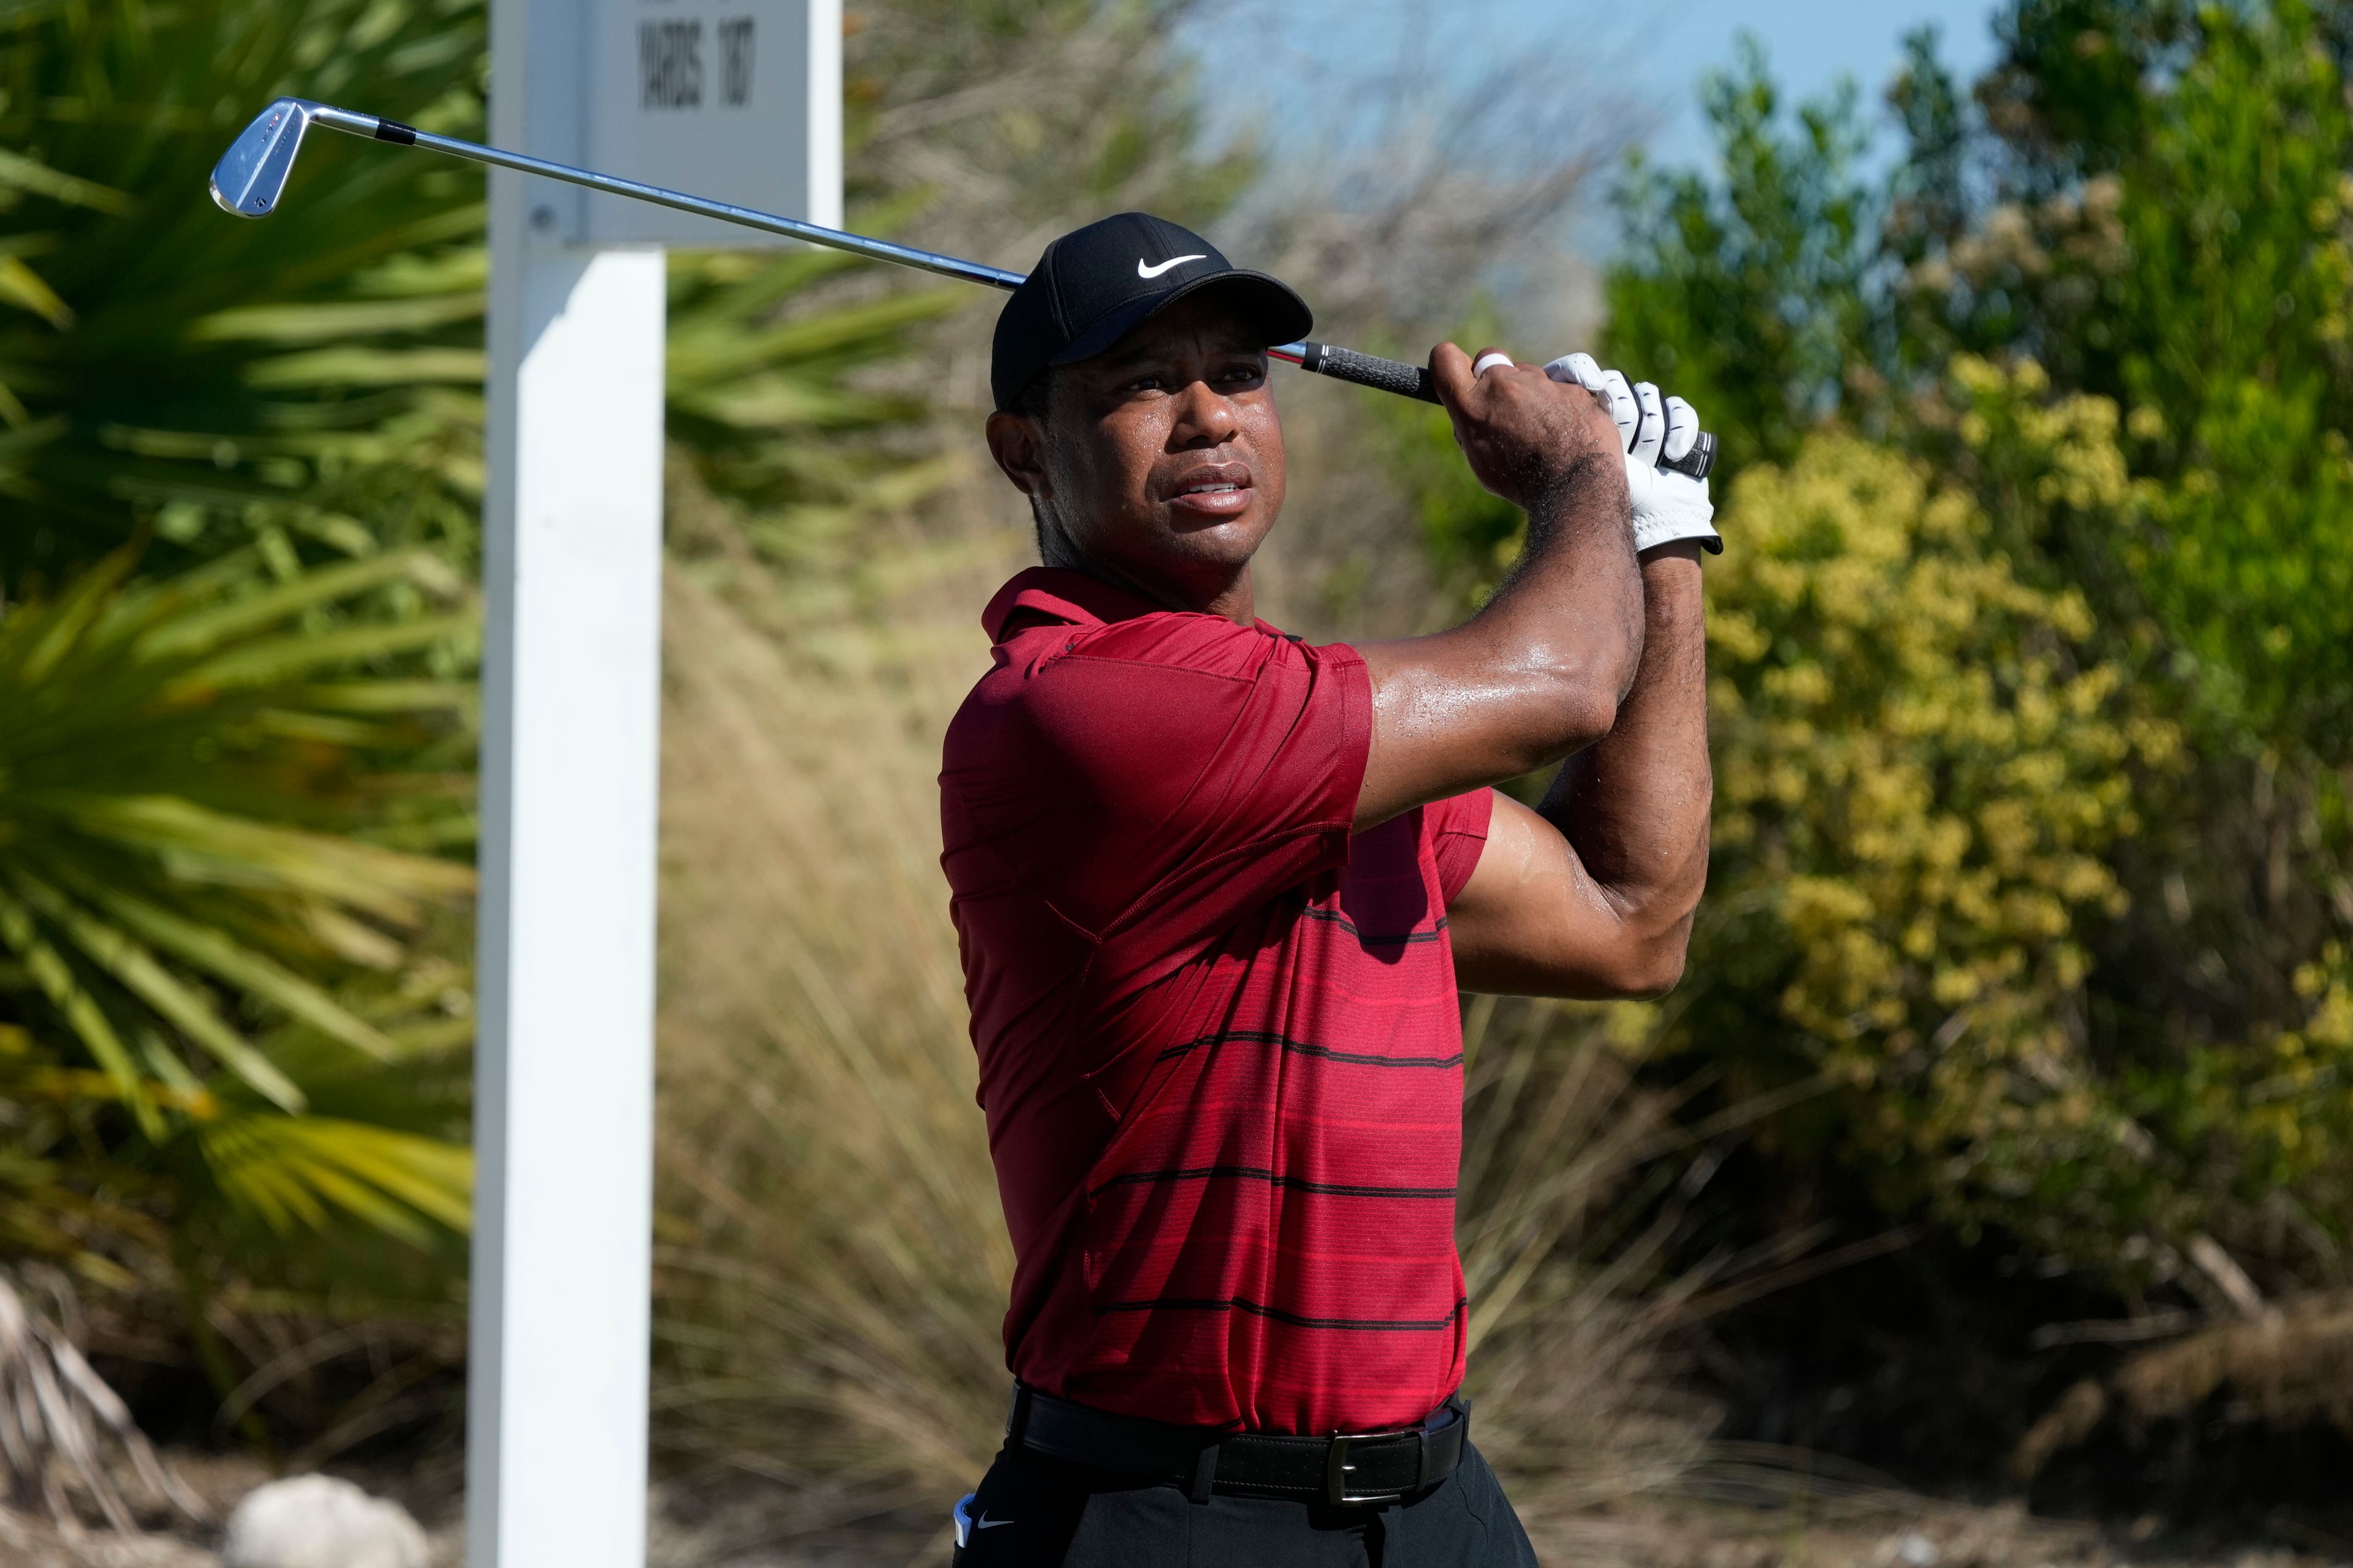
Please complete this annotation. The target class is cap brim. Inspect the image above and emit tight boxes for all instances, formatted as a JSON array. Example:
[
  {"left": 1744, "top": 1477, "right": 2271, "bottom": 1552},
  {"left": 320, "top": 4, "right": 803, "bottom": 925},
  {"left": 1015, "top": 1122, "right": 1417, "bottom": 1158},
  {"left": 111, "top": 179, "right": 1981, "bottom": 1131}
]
[{"left": 1048, "top": 269, "right": 1314, "bottom": 371}]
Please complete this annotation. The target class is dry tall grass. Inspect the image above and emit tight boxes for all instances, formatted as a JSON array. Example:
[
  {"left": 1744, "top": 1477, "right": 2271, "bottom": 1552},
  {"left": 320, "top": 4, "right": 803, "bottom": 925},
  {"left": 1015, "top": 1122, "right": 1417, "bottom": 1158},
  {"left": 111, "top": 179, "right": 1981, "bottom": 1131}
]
[
  {"left": 0, "top": 1271, "right": 205, "bottom": 1532},
  {"left": 1452, "top": 997, "right": 1720, "bottom": 1546},
  {"left": 651, "top": 509, "right": 1024, "bottom": 1530}
]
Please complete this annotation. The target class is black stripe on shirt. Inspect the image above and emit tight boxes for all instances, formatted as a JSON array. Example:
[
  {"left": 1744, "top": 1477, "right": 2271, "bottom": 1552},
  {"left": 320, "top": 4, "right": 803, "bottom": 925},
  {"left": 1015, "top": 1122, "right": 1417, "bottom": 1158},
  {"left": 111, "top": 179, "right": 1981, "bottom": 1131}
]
[
  {"left": 1153, "top": 1028, "right": 1463, "bottom": 1070},
  {"left": 1290, "top": 901, "right": 1449, "bottom": 945},
  {"left": 1094, "top": 1295, "right": 1468, "bottom": 1332},
  {"left": 1090, "top": 1164, "right": 1457, "bottom": 1200}
]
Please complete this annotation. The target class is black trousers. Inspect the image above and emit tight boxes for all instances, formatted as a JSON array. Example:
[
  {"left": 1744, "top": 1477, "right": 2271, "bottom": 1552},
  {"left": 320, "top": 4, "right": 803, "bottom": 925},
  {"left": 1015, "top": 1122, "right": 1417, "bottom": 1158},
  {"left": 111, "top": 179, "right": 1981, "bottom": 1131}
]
[{"left": 950, "top": 1438, "right": 1540, "bottom": 1567}]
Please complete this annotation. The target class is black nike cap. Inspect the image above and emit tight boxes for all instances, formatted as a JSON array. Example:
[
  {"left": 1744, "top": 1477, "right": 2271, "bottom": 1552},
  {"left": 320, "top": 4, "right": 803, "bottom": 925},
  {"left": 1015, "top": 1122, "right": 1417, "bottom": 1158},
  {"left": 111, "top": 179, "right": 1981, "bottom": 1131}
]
[{"left": 990, "top": 212, "right": 1313, "bottom": 411}]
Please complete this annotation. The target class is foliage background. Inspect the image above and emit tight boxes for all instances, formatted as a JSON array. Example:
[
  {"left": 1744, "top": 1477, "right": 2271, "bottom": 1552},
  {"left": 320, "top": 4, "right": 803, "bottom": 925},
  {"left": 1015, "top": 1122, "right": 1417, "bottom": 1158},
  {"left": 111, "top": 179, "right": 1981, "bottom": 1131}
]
[
  {"left": 2, "top": 0, "right": 2350, "bottom": 1551},
  {"left": 1385, "top": 0, "right": 2353, "bottom": 1502}
]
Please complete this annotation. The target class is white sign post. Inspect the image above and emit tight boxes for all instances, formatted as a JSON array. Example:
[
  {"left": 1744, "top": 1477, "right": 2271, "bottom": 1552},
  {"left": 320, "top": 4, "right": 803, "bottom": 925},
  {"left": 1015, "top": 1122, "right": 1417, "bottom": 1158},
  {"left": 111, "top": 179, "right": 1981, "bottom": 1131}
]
[{"left": 469, "top": 4, "right": 838, "bottom": 1566}]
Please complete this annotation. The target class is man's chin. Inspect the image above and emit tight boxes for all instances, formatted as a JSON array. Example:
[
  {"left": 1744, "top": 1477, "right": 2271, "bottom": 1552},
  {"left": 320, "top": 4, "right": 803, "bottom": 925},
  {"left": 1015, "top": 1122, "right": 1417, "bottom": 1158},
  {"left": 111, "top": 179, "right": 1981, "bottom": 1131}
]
[
  {"left": 1061, "top": 507, "right": 1275, "bottom": 610},
  {"left": 1156, "top": 532, "right": 1269, "bottom": 585},
  {"left": 1159, "top": 499, "right": 1272, "bottom": 550}
]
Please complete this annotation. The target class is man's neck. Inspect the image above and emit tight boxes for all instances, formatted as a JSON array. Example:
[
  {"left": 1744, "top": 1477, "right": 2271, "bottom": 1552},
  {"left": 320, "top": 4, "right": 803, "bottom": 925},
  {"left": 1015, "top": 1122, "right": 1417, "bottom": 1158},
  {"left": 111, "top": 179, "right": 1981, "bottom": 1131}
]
[{"left": 1042, "top": 539, "right": 1255, "bottom": 627}]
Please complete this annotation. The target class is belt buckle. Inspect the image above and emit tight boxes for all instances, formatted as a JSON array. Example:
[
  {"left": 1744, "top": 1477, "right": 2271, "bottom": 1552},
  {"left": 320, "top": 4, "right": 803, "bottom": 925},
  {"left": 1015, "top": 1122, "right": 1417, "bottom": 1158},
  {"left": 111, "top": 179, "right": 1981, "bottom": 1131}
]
[{"left": 1325, "top": 1428, "right": 1413, "bottom": 1505}]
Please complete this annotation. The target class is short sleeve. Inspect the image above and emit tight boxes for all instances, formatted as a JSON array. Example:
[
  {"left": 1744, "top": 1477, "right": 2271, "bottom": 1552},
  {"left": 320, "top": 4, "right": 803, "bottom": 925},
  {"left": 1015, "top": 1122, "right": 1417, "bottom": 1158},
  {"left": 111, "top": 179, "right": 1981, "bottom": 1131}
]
[
  {"left": 1429, "top": 788, "right": 1494, "bottom": 905},
  {"left": 945, "top": 613, "right": 1371, "bottom": 997}
]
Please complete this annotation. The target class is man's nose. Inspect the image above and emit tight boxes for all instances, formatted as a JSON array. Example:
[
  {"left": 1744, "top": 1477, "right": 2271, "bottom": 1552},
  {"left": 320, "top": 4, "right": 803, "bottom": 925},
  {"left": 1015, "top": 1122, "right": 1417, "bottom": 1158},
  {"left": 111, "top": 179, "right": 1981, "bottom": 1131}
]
[{"left": 1168, "top": 377, "right": 1239, "bottom": 447}]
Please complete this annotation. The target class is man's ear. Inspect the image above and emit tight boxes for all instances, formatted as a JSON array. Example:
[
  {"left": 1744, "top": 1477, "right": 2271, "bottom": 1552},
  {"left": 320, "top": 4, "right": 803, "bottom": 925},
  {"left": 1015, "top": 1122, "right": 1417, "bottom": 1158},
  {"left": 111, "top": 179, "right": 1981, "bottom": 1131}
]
[{"left": 984, "top": 411, "right": 1051, "bottom": 506}]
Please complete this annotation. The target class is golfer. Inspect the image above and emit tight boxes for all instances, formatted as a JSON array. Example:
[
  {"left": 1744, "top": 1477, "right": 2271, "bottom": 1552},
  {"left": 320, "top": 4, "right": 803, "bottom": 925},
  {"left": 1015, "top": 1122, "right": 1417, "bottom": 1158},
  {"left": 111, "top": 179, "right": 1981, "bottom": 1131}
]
[{"left": 941, "top": 212, "right": 1717, "bottom": 1567}]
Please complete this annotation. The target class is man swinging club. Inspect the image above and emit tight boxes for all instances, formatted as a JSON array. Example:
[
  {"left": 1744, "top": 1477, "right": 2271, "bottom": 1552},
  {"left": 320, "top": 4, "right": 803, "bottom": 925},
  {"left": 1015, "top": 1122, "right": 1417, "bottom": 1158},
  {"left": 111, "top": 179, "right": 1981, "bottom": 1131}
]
[{"left": 940, "top": 211, "right": 1718, "bottom": 1567}]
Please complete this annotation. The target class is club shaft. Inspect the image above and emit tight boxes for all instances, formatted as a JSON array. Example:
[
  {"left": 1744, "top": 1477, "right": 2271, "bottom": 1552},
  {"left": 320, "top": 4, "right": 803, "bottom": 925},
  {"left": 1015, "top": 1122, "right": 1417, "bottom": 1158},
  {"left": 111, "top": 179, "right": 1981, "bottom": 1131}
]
[
  {"left": 297, "top": 103, "right": 1714, "bottom": 477},
  {"left": 322, "top": 107, "right": 1320, "bottom": 394},
  {"left": 313, "top": 106, "right": 1027, "bottom": 291}
]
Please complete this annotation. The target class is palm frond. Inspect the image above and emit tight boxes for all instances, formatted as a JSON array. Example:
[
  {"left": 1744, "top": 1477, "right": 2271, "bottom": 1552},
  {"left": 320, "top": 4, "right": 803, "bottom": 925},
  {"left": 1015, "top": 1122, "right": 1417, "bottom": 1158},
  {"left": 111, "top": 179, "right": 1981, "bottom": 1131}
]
[
  {"left": 74, "top": 882, "right": 402, "bottom": 1060},
  {"left": 1, "top": 547, "right": 476, "bottom": 1260},
  {"left": 0, "top": 887, "right": 154, "bottom": 1134},
  {"left": 0, "top": 0, "right": 966, "bottom": 1462},
  {"left": 0, "top": 148, "right": 132, "bottom": 212},
  {"left": 2, "top": 0, "right": 959, "bottom": 583},
  {"left": 0, "top": 254, "right": 72, "bottom": 330},
  {"left": 196, "top": 1113, "right": 469, "bottom": 1245},
  {"left": 6, "top": 867, "right": 305, "bottom": 1110},
  {"left": 1, "top": 0, "right": 492, "bottom": 576},
  {"left": 133, "top": 549, "right": 461, "bottom": 656}
]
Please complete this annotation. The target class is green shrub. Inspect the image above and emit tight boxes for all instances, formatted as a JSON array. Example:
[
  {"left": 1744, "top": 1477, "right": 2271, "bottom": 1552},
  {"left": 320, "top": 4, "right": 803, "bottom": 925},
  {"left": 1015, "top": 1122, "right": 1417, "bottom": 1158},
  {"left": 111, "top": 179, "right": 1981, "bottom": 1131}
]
[
  {"left": 1604, "top": 1, "right": 2353, "bottom": 765},
  {"left": 1504, "top": 0, "right": 2352, "bottom": 1303},
  {"left": 1397, "top": 345, "right": 2353, "bottom": 1282},
  {"left": 1604, "top": 40, "right": 1875, "bottom": 474},
  {"left": 2103, "top": 10, "right": 2353, "bottom": 750}
]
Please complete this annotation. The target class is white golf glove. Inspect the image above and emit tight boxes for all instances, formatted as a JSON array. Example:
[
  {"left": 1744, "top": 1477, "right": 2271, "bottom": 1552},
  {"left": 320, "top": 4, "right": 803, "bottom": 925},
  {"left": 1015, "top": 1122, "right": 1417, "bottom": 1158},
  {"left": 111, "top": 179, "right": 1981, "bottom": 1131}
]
[{"left": 1544, "top": 353, "right": 1720, "bottom": 556}]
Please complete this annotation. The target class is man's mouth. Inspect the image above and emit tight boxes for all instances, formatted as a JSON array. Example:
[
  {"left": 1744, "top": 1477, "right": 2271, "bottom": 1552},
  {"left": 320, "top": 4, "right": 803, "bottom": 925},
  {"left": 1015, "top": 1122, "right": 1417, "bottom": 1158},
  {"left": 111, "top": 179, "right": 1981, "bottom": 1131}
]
[{"left": 1165, "top": 465, "right": 1255, "bottom": 519}]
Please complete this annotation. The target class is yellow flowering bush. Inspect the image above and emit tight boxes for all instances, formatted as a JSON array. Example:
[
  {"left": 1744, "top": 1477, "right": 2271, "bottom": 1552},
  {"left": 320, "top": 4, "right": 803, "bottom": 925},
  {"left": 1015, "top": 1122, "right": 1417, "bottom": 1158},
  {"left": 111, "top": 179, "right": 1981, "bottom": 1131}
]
[
  {"left": 1692, "top": 424, "right": 2185, "bottom": 1255},
  {"left": 1391, "top": 340, "right": 2353, "bottom": 1280}
]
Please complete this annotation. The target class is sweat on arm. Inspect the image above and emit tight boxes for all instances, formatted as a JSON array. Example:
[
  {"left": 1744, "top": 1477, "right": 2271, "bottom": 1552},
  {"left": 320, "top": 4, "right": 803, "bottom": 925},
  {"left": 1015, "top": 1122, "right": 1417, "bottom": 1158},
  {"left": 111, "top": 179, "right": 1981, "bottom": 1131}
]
[{"left": 1355, "top": 346, "right": 1712, "bottom": 1001}]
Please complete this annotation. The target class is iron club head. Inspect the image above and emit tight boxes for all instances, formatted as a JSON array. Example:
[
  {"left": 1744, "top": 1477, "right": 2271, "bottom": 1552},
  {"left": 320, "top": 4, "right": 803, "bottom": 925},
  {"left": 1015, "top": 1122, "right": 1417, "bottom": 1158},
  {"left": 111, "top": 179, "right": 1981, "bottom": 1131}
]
[{"left": 209, "top": 98, "right": 320, "bottom": 217}]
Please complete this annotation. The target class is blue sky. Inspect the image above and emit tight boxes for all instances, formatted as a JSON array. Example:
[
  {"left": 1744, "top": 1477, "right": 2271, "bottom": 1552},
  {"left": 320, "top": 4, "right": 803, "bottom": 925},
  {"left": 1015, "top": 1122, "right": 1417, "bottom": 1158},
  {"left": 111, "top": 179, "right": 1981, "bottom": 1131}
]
[
  {"left": 1635, "top": 0, "right": 2002, "bottom": 169},
  {"left": 1183, "top": 0, "right": 2003, "bottom": 196}
]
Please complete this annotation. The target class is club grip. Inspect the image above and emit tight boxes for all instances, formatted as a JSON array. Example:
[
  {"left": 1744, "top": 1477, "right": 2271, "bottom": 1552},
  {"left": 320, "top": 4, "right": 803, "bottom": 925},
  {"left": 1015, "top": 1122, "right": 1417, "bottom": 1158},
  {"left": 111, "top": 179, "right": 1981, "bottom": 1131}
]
[
  {"left": 1667, "top": 431, "right": 1715, "bottom": 482},
  {"left": 1295, "top": 341, "right": 1717, "bottom": 480},
  {"left": 1297, "top": 342, "right": 1437, "bottom": 403}
]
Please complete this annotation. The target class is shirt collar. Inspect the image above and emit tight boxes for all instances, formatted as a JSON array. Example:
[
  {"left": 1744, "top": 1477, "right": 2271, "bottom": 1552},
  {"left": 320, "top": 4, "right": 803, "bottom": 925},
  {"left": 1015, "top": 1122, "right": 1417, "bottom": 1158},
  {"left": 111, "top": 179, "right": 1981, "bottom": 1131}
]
[{"left": 982, "top": 566, "right": 1167, "bottom": 644}]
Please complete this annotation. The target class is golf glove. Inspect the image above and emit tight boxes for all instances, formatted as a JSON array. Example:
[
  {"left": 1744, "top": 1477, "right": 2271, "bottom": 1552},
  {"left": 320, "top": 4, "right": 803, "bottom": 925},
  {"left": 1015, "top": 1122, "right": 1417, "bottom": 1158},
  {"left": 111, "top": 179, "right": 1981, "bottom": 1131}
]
[{"left": 1544, "top": 353, "right": 1721, "bottom": 556}]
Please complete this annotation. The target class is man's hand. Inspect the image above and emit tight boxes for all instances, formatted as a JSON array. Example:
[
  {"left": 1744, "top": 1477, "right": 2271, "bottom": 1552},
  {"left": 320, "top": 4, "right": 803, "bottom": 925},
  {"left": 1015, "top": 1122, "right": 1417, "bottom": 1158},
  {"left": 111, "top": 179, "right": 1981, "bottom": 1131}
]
[
  {"left": 1546, "top": 354, "right": 1721, "bottom": 556},
  {"left": 1428, "top": 343, "right": 1626, "bottom": 511}
]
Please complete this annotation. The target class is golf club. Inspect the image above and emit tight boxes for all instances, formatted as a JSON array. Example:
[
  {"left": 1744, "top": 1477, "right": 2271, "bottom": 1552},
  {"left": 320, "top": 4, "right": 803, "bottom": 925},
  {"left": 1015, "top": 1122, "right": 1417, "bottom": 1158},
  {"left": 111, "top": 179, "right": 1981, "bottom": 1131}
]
[{"left": 210, "top": 97, "right": 1715, "bottom": 479}]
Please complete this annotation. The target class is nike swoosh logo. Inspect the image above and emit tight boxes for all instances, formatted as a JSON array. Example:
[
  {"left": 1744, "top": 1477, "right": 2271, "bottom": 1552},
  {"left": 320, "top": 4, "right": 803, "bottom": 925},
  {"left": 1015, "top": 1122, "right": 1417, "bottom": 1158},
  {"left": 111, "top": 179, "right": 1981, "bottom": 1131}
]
[
  {"left": 1137, "top": 254, "right": 1206, "bottom": 279},
  {"left": 976, "top": 1516, "right": 1015, "bottom": 1529}
]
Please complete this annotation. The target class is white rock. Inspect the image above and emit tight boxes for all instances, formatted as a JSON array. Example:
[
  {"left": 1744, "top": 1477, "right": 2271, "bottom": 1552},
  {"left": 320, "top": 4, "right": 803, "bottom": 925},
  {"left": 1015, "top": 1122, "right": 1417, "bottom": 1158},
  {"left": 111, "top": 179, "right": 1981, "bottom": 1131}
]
[
  {"left": 221, "top": 1475, "right": 429, "bottom": 1568},
  {"left": 1893, "top": 1533, "right": 1940, "bottom": 1568}
]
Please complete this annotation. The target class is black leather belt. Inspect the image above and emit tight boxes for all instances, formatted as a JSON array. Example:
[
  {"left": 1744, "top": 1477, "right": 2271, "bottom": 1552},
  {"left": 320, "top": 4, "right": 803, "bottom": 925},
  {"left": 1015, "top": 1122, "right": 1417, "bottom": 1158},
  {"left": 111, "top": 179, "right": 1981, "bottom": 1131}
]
[{"left": 1008, "top": 1383, "right": 1468, "bottom": 1506}]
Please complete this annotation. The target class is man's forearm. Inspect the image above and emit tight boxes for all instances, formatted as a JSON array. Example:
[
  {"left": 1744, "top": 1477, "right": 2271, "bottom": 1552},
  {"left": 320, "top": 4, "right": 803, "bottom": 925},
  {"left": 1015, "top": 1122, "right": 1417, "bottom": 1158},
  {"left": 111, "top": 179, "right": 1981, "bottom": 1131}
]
[
  {"left": 1358, "top": 445, "right": 1643, "bottom": 826},
  {"left": 1434, "top": 450, "right": 1646, "bottom": 769},
  {"left": 1488, "top": 448, "right": 1647, "bottom": 702},
  {"left": 1539, "top": 542, "right": 1711, "bottom": 935}
]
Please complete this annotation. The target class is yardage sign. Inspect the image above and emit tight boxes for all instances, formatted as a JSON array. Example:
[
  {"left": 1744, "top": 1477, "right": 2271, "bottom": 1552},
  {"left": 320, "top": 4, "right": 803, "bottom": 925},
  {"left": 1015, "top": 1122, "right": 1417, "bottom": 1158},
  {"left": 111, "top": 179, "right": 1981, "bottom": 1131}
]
[
  {"left": 581, "top": 0, "right": 841, "bottom": 243},
  {"left": 474, "top": 0, "right": 842, "bottom": 1562}
]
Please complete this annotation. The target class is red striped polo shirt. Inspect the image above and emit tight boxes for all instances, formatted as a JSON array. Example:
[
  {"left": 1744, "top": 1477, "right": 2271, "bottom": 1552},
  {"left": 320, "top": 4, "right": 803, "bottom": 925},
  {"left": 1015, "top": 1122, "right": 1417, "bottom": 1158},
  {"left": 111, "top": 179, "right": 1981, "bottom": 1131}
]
[{"left": 939, "top": 566, "right": 1491, "bottom": 1436}]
